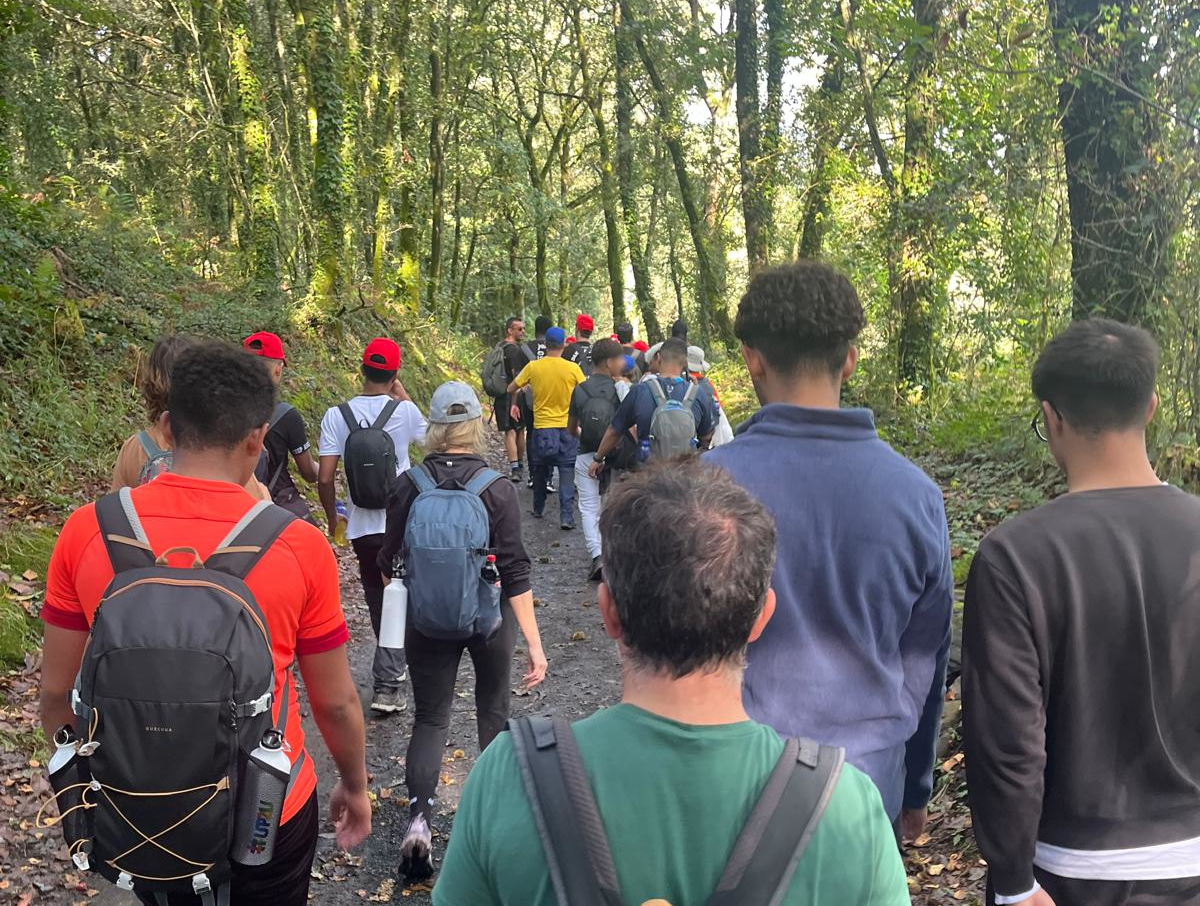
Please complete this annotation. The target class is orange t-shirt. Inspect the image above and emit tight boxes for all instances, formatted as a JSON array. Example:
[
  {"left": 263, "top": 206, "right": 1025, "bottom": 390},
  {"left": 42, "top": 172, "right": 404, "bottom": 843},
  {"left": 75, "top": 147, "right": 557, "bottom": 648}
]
[{"left": 42, "top": 473, "right": 349, "bottom": 823}]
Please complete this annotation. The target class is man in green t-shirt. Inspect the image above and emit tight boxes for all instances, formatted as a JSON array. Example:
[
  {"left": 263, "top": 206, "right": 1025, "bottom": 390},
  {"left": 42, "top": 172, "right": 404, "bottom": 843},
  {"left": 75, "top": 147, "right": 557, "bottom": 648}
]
[{"left": 434, "top": 459, "right": 909, "bottom": 906}]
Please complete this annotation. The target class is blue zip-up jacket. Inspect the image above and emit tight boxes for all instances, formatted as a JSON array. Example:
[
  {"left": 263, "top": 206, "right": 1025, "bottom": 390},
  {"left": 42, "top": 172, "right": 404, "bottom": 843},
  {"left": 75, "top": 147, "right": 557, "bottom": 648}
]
[{"left": 706, "top": 404, "right": 952, "bottom": 819}]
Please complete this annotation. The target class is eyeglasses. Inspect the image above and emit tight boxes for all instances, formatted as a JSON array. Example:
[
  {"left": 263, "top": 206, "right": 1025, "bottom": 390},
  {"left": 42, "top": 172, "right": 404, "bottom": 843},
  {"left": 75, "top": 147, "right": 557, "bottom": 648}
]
[{"left": 1030, "top": 403, "right": 1061, "bottom": 443}]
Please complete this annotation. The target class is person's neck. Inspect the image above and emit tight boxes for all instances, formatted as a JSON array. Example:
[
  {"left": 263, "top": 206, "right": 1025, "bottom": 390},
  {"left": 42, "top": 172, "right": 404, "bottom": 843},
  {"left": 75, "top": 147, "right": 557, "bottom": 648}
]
[
  {"left": 170, "top": 449, "right": 249, "bottom": 486},
  {"left": 621, "top": 662, "right": 749, "bottom": 726},
  {"left": 1063, "top": 433, "right": 1160, "bottom": 492},
  {"left": 759, "top": 373, "right": 841, "bottom": 409},
  {"left": 658, "top": 367, "right": 684, "bottom": 379},
  {"left": 361, "top": 381, "right": 391, "bottom": 396},
  {"left": 546, "top": 348, "right": 564, "bottom": 358}
]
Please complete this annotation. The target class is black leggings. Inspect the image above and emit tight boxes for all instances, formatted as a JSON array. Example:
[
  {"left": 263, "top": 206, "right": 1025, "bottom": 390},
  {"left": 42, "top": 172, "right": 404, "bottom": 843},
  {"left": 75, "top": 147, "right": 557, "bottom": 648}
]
[{"left": 404, "top": 605, "right": 517, "bottom": 820}]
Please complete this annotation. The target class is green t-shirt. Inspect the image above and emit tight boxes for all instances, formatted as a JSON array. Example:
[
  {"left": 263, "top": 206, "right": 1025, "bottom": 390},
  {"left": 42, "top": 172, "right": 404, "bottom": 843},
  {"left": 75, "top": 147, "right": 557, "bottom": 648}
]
[{"left": 433, "top": 704, "right": 909, "bottom": 906}]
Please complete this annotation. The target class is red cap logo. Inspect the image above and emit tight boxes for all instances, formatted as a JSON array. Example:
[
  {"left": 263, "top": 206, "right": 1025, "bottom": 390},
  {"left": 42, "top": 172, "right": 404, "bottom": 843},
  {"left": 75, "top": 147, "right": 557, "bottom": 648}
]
[{"left": 363, "top": 337, "right": 402, "bottom": 370}]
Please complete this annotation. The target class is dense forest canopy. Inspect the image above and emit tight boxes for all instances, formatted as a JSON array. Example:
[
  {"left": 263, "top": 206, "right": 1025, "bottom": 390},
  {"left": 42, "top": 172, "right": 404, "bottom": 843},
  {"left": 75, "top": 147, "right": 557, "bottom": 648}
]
[{"left": 2, "top": 0, "right": 1199, "bottom": 446}]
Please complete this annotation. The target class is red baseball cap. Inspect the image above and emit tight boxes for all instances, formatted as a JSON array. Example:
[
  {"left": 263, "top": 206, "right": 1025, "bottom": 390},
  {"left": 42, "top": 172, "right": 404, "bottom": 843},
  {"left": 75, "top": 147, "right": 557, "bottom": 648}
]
[
  {"left": 567, "top": 336, "right": 577, "bottom": 344},
  {"left": 363, "top": 337, "right": 402, "bottom": 371},
  {"left": 243, "top": 331, "right": 286, "bottom": 363},
  {"left": 575, "top": 313, "right": 595, "bottom": 333},
  {"left": 632, "top": 340, "right": 650, "bottom": 353}
]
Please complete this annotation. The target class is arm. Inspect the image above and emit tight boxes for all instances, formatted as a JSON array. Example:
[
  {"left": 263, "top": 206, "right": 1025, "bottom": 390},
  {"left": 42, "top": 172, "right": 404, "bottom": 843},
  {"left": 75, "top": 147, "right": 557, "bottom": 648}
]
[
  {"left": 298, "top": 646, "right": 371, "bottom": 849},
  {"left": 962, "top": 547, "right": 1047, "bottom": 902},
  {"left": 318, "top": 455, "right": 341, "bottom": 535},
  {"left": 509, "top": 590, "right": 547, "bottom": 689},
  {"left": 377, "top": 475, "right": 416, "bottom": 580},
  {"left": 294, "top": 448, "right": 320, "bottom": 484},
  {"left": 899, "top": 513, "right": 953, "bottom": 824},
  {"left": 486, "top": 481, "right": 544, "bottom": 688},
  {"left": 589, "top": 388, "right": 638, "bottom": 476},
  {"left": 39, "top": 625, "right": 89, "bottom": 738}
]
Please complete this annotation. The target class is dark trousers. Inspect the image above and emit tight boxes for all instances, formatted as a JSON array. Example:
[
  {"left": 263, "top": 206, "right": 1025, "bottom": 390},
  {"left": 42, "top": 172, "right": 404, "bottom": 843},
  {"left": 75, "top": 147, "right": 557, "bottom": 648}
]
[
  {"left": 988, "top": 869, "right": 1200, "bottom": 906},
  {"left": 530, "top": 427, "right": 578, "bottom": 524},
  {"left": 351, "top": 534, "right": 407, "bottom": 692},
  {"left": 404, "top": 605, "right": 517, "bottom": 820},
  {"left": 135, "top": 793, "right": 318, "bottom": 906}
]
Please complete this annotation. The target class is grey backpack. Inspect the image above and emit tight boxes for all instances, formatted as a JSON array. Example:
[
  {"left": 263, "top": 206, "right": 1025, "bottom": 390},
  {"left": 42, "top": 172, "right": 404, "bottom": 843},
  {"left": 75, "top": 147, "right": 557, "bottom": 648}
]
[
  {"left": 402, "top": 464, "right": 504, "bottom": 640},
  {"left": 68, "top": 489, "right": 296, "bottom": 902},
  {"left": 509, "top": 715, "right": 844, "bottom": 906},
  {"left": 647, "top": 379, "right": 699, "bottom": 459}
]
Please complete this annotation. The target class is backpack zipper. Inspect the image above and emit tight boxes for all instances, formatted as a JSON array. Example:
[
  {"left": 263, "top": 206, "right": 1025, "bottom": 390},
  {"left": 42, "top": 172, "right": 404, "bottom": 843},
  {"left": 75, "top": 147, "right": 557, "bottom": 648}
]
[{"left": 98, "top": 578, "right": 270, "bottom": 646}]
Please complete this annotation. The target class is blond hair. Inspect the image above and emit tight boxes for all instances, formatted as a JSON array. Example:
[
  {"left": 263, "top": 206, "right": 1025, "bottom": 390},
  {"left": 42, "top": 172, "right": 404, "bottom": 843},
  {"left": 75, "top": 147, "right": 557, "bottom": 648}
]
[{"left": 424, "top": 408, "right": 487, "bottom": 455}]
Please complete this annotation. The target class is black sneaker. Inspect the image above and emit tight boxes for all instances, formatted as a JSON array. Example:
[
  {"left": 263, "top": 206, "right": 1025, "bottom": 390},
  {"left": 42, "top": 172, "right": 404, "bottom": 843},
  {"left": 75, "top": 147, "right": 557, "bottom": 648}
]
[
  {"left": 561, "top": 521, "right": 575, "bottom": 531},
  {"left": 530, "top": 509, "right": 544, "bottom": 519},
  {"left": 546, "top": 479, "right": 557, "bottom": 493},
  {"left": 588, "top": 557, "right": 603, "bottom": 582},
  {"left": 509, "top": 465, "right": 522, "bottom": 483},
  {"left": 526, "top": 475, "right": 535, "bottom": 490}
]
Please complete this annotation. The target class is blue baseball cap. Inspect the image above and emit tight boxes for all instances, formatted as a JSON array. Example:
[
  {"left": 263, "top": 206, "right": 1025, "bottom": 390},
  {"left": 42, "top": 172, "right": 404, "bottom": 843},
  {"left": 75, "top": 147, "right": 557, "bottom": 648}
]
[{"left": 546, "top": 326, "right": 567, "bottom": 346}]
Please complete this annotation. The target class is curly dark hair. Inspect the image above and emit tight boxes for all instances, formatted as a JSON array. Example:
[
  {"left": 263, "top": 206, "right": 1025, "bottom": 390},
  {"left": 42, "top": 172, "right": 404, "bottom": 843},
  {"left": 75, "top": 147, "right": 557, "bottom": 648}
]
[
  {"left": 735, "top": 260, "right": 865, "bottom": 375},
  {"left": 600, "top": 458, "right": 776, "bottom": 678},
  {"left": 138, "top": 334, "right": 196, "bottom": 424},
  {"left": 168, "top": 342, "right": 277, "bottom": 450}
]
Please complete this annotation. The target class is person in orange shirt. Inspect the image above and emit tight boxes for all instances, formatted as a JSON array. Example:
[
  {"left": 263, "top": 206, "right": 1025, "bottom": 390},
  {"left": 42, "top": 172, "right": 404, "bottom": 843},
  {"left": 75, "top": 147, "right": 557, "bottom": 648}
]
[
  {"left": 112, "top": 333, "right": 270, "bottom": 501},
  {"left": 41, "top": 342, "right": 370, "bottom": 906}
]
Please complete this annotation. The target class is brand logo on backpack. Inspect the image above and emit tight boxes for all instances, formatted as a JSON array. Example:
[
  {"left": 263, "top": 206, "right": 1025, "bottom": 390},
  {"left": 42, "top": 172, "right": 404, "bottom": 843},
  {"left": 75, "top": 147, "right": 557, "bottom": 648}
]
[{"left": 143, "top": 726, "right": 174, "bottom": 734}]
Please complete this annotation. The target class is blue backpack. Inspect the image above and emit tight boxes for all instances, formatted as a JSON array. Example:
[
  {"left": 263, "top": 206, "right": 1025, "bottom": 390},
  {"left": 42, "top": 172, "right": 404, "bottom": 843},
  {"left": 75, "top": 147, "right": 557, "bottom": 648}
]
[{"left": 402, "top": 464, "right": 504, "bottom": 640}]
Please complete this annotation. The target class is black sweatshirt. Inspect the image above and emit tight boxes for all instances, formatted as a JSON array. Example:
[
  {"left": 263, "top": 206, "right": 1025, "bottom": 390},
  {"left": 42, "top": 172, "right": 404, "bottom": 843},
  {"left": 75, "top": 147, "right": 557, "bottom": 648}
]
[
  {"left": 963, "top": 485, "right": 1200, "bottom": 896},
  {"left": 378, "top": 454, "right": 532, "bottom": 599}
]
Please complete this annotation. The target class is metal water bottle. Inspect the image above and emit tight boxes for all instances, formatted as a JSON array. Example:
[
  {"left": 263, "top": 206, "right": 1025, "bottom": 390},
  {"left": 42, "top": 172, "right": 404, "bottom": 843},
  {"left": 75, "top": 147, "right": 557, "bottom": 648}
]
[
  {"left": 379, "top": 575, "right": 408, "bottom": 649},
  {"left": 231, "top": 730, "right": 291, "bottom": 866},
  {"left": 47, "top": 725, "right": 93, "bottom": 860}
]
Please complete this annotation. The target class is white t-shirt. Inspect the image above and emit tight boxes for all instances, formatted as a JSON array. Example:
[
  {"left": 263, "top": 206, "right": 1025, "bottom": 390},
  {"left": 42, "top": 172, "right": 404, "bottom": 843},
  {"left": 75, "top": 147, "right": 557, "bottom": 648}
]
[{"left": 319, "top": 395, "right": 428, "bottom": 539}]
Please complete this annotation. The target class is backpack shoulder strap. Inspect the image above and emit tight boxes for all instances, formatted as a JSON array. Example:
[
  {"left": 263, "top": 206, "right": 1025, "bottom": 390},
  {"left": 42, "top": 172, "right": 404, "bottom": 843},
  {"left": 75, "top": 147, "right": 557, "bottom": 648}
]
[
  {"left": 407, "top": 463, "right": 437, "bottom": 494},
  {"left": 268, "top": 401, "right": 293, "bottom": 431},
  {"left": 509, "top": 716, "right": 623, "bottom": 906},
  {"left": 706, "top": 739, "right": 845, "bottom": 906},
  {"left": 464, "top": 467, "right": 503, "bottom": 498},
  {"left": 338, "top": 402, "right": 359, "bottom": 433},
  {"left": 682, "top": 380, "right": 699, "bottom": 405},
  {"left": 205, "top": 501, "right": 296, "bottom": 580},
  {"left": 370, "top": 398, "right": 402, "bottom": 431},
  {"left": 95, "top": 488, "right": 155, "bottom": 573},
  {"left": 137, "top": 430, "right": 164, "bottom": 459},
  {"left": 648, "top": 379, "right": 668, "bottom": 406}
]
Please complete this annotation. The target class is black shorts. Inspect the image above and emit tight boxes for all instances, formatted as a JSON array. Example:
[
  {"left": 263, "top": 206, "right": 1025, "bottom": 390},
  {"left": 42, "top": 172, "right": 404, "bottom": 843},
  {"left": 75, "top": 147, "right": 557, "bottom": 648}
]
[{"left": 495, "top": 395, "right": 525, "bottom": 431}]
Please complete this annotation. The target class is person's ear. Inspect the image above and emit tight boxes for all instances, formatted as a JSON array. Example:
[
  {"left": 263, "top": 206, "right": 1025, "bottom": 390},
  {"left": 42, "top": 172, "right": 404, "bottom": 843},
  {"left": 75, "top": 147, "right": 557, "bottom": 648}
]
[
  {"left": 273, "top": 362, "right": 284, "bottom": 382},
  {"left": 1146, "top": 392, "right": 1159, "bottom": 425},
  {"left": 159, "top": 411, "right": 174, "bottom": 447},
  {"left": 841, "top": 346, "right": 859, "bottom": 384},
  {"left": 741, "top": 344, "right": 765, "bottom": 383},
  {"left": 247, "top": 423, "right": 269, "bottom": 458},
  {"left": 598, "top": 582, "right": 623, "bottom": 642},
  {"left": 1042, "top": 399, "right": 1063, "bottom": 437},
  {"left": 748, "top": 589, "right": 776, "bottom": 644}
]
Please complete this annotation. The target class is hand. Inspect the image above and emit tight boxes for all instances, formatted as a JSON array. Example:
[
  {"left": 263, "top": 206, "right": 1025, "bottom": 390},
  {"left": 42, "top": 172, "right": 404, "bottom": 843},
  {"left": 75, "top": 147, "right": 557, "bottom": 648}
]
[
  {"left": 510, "top": 403, "right": 521, "bottom": 422},
  {"left": 328, "top": 514, "right": 348, "bottom": 544},
  {"left": 524, "top": 646, "right": 548, "bottom": 690},
  {"left": 900, "top": 807, "right": 928, "bottom": 842},
  {"left": 388, "top": 379, "right": 410, "bottom": 402},
  {"left": 588, "top": 459, "right": 606, "bottom": 479},
  {"left": 329, "top": 780, "right": 372, "bottom": 850}
]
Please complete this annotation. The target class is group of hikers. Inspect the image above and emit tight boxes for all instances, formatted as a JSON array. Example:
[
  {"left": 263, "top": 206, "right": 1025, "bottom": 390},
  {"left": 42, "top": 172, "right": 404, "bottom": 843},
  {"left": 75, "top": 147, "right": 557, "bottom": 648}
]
[{"left": 32, "top": 258, "right": 1198, "bottom": 906}]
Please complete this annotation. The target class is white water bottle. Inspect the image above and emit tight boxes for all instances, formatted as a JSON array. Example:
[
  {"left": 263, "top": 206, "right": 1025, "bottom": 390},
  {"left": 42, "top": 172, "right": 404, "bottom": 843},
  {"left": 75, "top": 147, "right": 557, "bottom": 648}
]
[
  {"left": 379, "top": 577, "right": 408, "bottom": 649},
  {"left": 231, "top": 730, "right": 291, "bottom": 866}
]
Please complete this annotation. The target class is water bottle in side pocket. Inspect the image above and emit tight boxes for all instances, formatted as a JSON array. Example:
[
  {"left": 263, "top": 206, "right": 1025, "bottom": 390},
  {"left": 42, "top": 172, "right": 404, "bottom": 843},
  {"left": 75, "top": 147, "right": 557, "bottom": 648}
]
[{"left": 231, "top": 730, "right": 291, "bottom": 866}]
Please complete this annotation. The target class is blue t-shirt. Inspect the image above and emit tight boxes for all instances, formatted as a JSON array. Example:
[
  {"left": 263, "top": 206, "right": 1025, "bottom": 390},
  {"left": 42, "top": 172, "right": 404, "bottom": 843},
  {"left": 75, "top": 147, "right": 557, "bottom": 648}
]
[{"left": 610, "top": 376, "right": 717, "bottom": 441}]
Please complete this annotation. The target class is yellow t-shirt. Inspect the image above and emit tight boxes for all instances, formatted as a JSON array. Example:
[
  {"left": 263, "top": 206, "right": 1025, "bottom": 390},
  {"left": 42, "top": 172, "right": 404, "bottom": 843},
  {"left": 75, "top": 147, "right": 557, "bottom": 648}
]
[{"left": 513, "top": 356, "right": 586, "bottom": 429}]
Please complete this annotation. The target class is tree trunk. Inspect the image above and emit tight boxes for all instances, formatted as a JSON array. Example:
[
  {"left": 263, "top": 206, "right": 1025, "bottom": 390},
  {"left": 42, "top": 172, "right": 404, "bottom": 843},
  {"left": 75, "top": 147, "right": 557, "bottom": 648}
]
[
  {"left": 394, "top": 0, "right": 420, "bottom": 311},
  {"left": 425, "top": 41, "right": 445, "bottom": 313},
  {"left": 614, "top": 2, "right": 659, "bottom": 339},
  {"left": 620, "top": 0, "right": 729, "bottom": 344},
  {"left": 734, "top": 0, "right": 768, "bottom": 271},
  {"left": 574, "top": 7, "right": 625, "bottom": 326},
  {"left": 895, "top": 0, "right": 943, "bottom": 389},
  {"left": 1050, "top": 0, "right": 1168, "bottom": 323}
]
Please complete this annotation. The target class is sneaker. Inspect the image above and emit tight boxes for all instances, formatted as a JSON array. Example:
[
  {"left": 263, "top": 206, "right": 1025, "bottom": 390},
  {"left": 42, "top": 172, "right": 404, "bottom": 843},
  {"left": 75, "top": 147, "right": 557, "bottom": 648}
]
[
  {"left": 399, "top": 814, "right": 435, "bottom": 881},
  {"left": 509, "top": 465, "right": 522, "bottom": 483},
  {"left": 526, "top": 475, "right": 535, "bottom": 490},
  {"left": 588, "top": 556, "right": 603, "bottom": 582},
  {"left": 561, "top": 521, "right": 574, "bottom": 531},
  {"left": 370, "top": 689, "right": 407, "bottom": 714},
  {"left": 530, "top": 509, "right": 544, "bottom": 519},
  {"left": 546, "top": 478, "right": 557, "bottom": 493}
]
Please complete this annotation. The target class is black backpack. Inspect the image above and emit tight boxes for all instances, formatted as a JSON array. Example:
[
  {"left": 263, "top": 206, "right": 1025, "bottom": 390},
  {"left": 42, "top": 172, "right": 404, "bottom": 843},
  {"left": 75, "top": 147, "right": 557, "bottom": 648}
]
[
  {"left": 565, "top": 341, "right": 594, "bottom": 376},
  {"left": 509, "top": 715, "right": 843, "bottom": 906},
  {"left": 254, "top": 402, "right": 296, "bottom": 495},
  {"left": 577, "top": 378, "right": 619, "bottom": 452},
  {"left": 68, "top": 489, "right": 296, "bottom": 902},
  {"left": 339, "top": 399, "right": 400, "bottom": 509}
]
